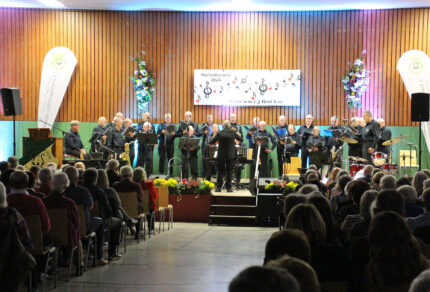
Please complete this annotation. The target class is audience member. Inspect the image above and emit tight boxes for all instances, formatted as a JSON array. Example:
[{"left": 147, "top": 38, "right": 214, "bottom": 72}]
[
  {"left": 74, "top": 161, "right": 86, "bottom": 171},
  {"left": 366, "top": 211, "right": 428, "bottom": 291},
  {"left": 264, "top": 229, "right": 311, "bottom": 264},
  {"left": 266, "top": 255, "right": 321, "bottom": 292},
  {"left": 330, "top": 174, "right": 352, "bottom": 212},
  {"left": 297, "top": 184, "right": 318, "bottom": 195},
  {"left": 307, "top": 192, "right": 338, "bottom": 243},
  {"left": 412, "top": 171, "right": 428, "bottom": 197},
  {"left": 397, "top": 176, "right": 412, "bottom": 188},
  {"left": 6, "top": 171, "right": 50, "bottom": 235},
  {"left": 373, "top": 189, "right": 406, "bottom": 216},
  {"left": 43, "top": 173, "right": 80, "bottom": 247},
  {"left": 283, "top": 194, "right": 306, "bottom": 219},
  {"left": 397, "top": 185, "right": 423, "bottom": 218},
  {"left": 409, "top": 269, "right": 430, "bottom": 292},
  {"left": 407, "top": 188, "right": 430, "bottom": 232},
  {"left": 132, "top": 167, "right": 158, "bottom": 230},
  {"left": 7, "top": 156, "right": 18, "bottom": 169},
  {"left": 25, "top": 171, "right": 44, "bottom": 199},
  {"left": 35, "top": 167, "right": 53, "bottom": 196},
  {"left": 336, "top": 180, "right": 370, "bottom": 226},
  {"left": 349, "top": 190, "right": 378, "bottom": 241},
  {"left": 371, "top": 171, "right": 385, "bottom": 190},
  {"left": 380, "top": 174, "right": 396, "bottom": 190},
  {"left": 106, "top": 159, "right": 121, "bottom": 187},
  {"left": 229, "top": 266, "right": 300, "bottom": 292}
]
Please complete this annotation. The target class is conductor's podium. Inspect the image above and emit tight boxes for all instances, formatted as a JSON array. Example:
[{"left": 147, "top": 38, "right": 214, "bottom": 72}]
[{"left": 19, "top": 128, "right": 64, "bottom": 168}]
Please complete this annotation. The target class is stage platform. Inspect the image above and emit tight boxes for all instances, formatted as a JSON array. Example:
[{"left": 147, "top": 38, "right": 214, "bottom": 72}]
[{"left": 212, "top": 189, "right": 254, "bottom": 197}]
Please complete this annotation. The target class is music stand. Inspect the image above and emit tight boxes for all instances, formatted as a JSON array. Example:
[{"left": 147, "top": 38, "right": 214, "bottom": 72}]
[
  {"left": 122, "top": 126, "right": 135, "bottom": 137},
  {"left": 178, "top": 137, "right": 200, "bottom": 180},
  {"left": 136, "top": 133, "right": 158, "bottom": 145},
  {"left": 253, "top": 136, "right": 269, "bottom": 144},
  {"left": 208, "top": 145, "right": 219, "bottom": 160},
  {"left": 166, "top": 124, "right": 176, "bottom": 133}
]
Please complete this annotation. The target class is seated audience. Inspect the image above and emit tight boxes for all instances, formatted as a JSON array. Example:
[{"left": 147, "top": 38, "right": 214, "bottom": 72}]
[
  {"left": 396, "top": 176, "right": 412, "bottom": 188},
  {"left": 266, "top": 255, "right": 321, "bottom": 292},
  {"left": 16, "top": 165, "right": 26, "bottom": 171},
  {"left": 366, "top": 211, "right": 428, "bottom": 291},
  {"left": 307, "top": 192, "right": 338, "bottom": 243},
  {"left": 0, "top": 181, "right": 32, "bottom": 252},
  {"left": 330, "top": 174, "right": 352, "bottom": 212},
  {"left": 371, "top": 171, "right": 385, "bottom": 190},
  {"left": 97, "top": 169, "right": 128, "bottom": 221},
  {"left": 397, "top": 185, "right": 423, "bottom": 218},
  {"left": 380, "top": 174, "right": 396, "bottom": 190},
  {"left": 29, "top": 165, "right": 40, "bottom": 183},
  {"left": 413, "top": 171, "right": 428, "bottom": 197},
  {"left": 7, "top": 156, "right": 18, "bottom": 170},
  {"left": 132, "top": 167, "right": 158, "bottom": 230},
  {"left": 349, "top": 190, "right": 378, "bottom": 241},
  {"left": 6, "top": 171, "right": 50, "bottom": 235},
  {"left": 84, "top": 168, "right": 122, "bottom": 261},
  {"left": 106, "top": 159, "right": 121, "bottom": 187},
  {"left": 297, "top": 184, "right": 318, "bottom": 195},
  {"left": 407, "top": 188, "right": 430, "bottom": 233},
  {"left": 229, "top": 266, "right": 300, "bottom": 292},
  {"left": 26, "top": 170, "right": 45, "bottom": 199},
  {"left": 35, "top": 167, "right": 53, "bottom": 196},
  {"left": 373, "top": 189, "right": 406, "bottom": 216},
  {"left": 74, "top": 161, "right": 86, "bottom": 171},
  {"left": 283, "top": 194, "right": 306, "bottom": 222},
  {"left": 409, "top": 269, "right": 430, "bottom": 292},
  {"left": 43, "top": 173, "right": 80, "bottom": 248},
  {"left": 264, "top": 229, "right": 311, "bottom": 264},
  {"left": 423, "top": 178, "right": 430, "bottom": 190},
  {"left": 336, "top": 180, "right": 370, "bottom": 226}
]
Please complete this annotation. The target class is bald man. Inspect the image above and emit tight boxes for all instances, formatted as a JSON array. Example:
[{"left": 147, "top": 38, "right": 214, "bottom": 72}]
[
  {"left": 377, "top": 118, "right": 392, "bottom": 156},
  {"left": 90, "top": 116, "right": 109, "bottom": 154}
]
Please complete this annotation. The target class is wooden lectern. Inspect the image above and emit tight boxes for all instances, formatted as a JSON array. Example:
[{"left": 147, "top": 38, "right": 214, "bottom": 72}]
[{"left": 21, "top": 128, "right": 64, "bottom": 167}]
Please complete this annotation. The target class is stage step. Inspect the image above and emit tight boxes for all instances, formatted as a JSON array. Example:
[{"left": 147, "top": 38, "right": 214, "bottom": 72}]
[
  {"left": 211, "top": 205, "right": 256, "bottom": 216},
  {"left": 208, "top": 215, "right": 257, "bottom": 226},
  {"left": 209, "top": 193, "right": 257, "bottom": 226}
]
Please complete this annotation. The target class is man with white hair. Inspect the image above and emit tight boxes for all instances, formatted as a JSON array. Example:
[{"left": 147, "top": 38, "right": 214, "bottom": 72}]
[
  {"left": 298, "top": 114, "right": 315, "bottom": 168},
  {"left": 157, "top": 113, "right": 176, "bottom": 176},
  {"left": 376, "top": 118, "right": 392, "bottom": 156},
  {"left": 273, "top": 115, "right": 288, "bottom": 177},
  {"left": 64, "top": 120, "right": 89, "bottom": 159},
  {"left": 136, "top": 121, "right": 156, "bottom": 177},
  {"left": 107, "top": 117, "right": 126, "bottom": 156},
  {"left": 362, "top": 111, "right": 380, "bottom": 162},
  {"left": 306, "top": 126, "right": 325, "bottom": 170},
  {"left": 137, "top": 112, "right": 156, "bottom": 133},
  {"left": 229, "top": 113, "right": 242, "bottom": 134},
  {"left": 178, "top": 111, "right": 200, "bottom": 136},
  {"left": 90, "top": 116, "right": 109, "bottom": 153},
  {"left": 251, "top": 121, "right": 276, "bottom": 178},
  {"left": 246, "top": 116, "right": 260, "bottom": 148},
  {"left": 203, "top": 123, "right": 219, "bottom": 180},
  {"left": 326, "top": 116, "right": 344, "bottom": 167},
  {"left": 210, "top": 120, "right": 242, "bottom": 192}
]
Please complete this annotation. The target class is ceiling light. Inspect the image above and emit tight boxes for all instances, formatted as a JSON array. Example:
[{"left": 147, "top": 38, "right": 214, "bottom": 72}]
[{"left": 38, "top": 0, "right": 64, "bottom": 8}]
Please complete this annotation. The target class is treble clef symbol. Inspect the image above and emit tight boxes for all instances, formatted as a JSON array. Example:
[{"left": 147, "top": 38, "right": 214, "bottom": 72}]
[
  {"left": 259, "top": 78, "right": 268, "bottom": 96},
  {"left": 204, "top": 81, "right": 212, "bottom": 98}
]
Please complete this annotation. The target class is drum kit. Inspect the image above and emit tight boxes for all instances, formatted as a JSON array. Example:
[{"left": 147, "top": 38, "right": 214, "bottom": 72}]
[{"left": 345, "top": 134, "right": 410, "bottom": 176}]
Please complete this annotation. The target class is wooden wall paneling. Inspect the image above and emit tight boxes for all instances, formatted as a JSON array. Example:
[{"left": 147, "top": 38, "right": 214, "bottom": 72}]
[{"left": 1, "top": 8, "right": 430, "bottom": 126}]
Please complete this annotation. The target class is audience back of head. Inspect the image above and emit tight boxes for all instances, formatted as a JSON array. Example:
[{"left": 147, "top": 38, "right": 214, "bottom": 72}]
[{"left": 264, "top": 229, "right": 311, "bottom": 264}]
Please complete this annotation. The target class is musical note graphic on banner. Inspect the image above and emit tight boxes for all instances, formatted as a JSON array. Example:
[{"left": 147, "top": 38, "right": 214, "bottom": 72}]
[
  {"left": 259, "top": 79, "right": 268, "bottom": 96},
  {"left": 203, "top": 81, "right": 212, "bottom": 98}
]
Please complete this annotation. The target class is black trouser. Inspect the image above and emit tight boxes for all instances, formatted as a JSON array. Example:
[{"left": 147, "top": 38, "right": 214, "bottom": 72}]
[
  {"left": 66, "top": 149, "right": 90, "bottom": 160},
  {"left": 251, "top": 148, "right": 269, "bottom": 178},
  {"left": 309, "top": 151, "right": 324, "bottom": 170},
  {"left": 277, "top": 145, "right": 285, "bottom": 176},
  {"left": 90, "top": 217, "right": 104, "bottom": 260},
  {"left": 301, "top": 146, "right": 309, "bottom": 168},
  {"left": 158, "top": 145, "right": 174, "bottom": 175},
  {"left": 137, "top": 150, "right": 153, "bottom": 177},
  {"left": 234, "top": 163, "right": 244, "bottom": 186},
  {"left": 107, "top": 217, "right": 122, "bottom": 257},
  {"left": 181, "top": 154, "right": 198, "bottom": 179},
  {"left": 362, "top": 141, "right": 374, "bottom": 165},
  {"left": 349, "top": 143, "right": 362, "bottom": 157},
  {"left": 217, "top": 158, "right": 234, "bottom": 190},
  {"left": 204, "top": 158, "right": 217, "bottom": 180}
]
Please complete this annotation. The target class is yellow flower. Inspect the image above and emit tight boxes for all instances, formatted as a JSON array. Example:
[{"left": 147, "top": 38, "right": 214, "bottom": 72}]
[{"left": 209, "top": 183, "right": 215, "bottom": 189}]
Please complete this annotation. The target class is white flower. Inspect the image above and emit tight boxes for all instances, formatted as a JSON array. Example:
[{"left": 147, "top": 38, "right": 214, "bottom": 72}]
[
  {"left": 140, "top": 61, "right": 146, "bottom": 66},
  {"left": 134, "top": 70, "right": 138, "bottom": 75}
]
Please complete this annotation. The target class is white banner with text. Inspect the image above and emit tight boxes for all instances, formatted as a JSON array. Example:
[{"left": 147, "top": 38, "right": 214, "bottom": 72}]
[{"left": 194, "top": 69, "right": 301, "bottom": 106}]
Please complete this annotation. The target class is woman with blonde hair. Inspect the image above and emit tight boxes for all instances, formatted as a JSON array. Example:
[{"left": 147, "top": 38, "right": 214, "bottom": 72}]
[{"left": 132, "top": 167, "right": 158, "bottom": 231}]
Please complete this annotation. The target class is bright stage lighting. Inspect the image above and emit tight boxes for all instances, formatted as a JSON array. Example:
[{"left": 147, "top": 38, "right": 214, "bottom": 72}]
[{"left": 37, "top": 0, "right": 64, "bottom": 8}]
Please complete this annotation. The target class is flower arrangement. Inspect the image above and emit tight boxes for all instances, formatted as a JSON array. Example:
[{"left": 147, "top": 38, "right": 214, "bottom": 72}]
[
  {"left": 264, "top": 181, "right": 299, "bottom": 194},
  {"left": 153, "top": 178, "right": 215, "bottom": 196},
  {"left": 342, "top": 51, "right": 370, "bottom": 108},
  {"left": 130, "top": 50, "right": 155, "bottom": 109}
]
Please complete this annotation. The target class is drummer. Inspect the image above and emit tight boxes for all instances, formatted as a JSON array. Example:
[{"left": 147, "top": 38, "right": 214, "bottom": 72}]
[
  {"left": 346, "top": 117, "right": 362, "bottom": 157},
  {"left": 377, "top": 118, "right": 392, "bottom": 156}
]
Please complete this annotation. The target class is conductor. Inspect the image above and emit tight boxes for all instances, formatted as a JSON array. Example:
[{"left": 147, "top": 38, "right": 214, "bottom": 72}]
[{"left": 210, "top": 120, "right": 243, "bottom": 193}]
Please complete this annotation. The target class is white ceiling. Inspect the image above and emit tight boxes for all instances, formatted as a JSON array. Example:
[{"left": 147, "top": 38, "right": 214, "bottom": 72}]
[{"left": 1, "top": 0, "right": 430, "bottom": 11}]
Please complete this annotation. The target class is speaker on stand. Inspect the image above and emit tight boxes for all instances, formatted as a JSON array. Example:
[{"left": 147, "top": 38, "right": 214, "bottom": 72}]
[
  {"left": 411, "top": 93, "right": 430, "bottom": 170},
  {"left": 0, "top": 88, "right": 22, "bottom": 156}
]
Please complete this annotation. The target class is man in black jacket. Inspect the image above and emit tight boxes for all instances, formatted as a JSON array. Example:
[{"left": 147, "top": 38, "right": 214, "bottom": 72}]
[
  {"left": 64, "top": 120, "right": 90, "bottom": 159},
  {"left": 252, "top": 121, "right": 276, "bottom": 178},
  {"left": 362, "top": 111, "right": 380, "bottom": 164},
  {"left": 157, "top": 113, "right": 176, "bottom": 176},
  {"left": 180, "top": 126, "right": 200, "bottom": 179},
  {"left": 210, "top": 120, "right": 243, "bottom": 192},
  {"left": 377, "top": 118, "right": 392, "bottom": 156},
  {"left": 298, "top": 115, "right": 314, "bottom": 168},
  {"left": 273, "top": 115, "right": 288, "bottom": 177},
  {"left": 306, "top": 126, "right": 326, "bottom": 170}
]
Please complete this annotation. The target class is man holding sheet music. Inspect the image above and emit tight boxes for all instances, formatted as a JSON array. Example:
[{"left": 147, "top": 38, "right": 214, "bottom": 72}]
[
  {"left": 180, "top": 126, "right": 200, "bottom": 179},
  {"left": 136, "top": 121, "right": 157, "bottom": 177},
  {"left": 177, "top": 111, "right": 200, "bottom": 137},
  {"left": 272, "top": 115, "right": 289, "bottom": 177},
  {"left": 157, "top": 113, "right": 176, "bottom": 176},
  {"left": 298, "top": 114, "right": 315, "bottom": 168},
  {"left": 251, "top": 121, "right": 276, "bottom": 178},
  {"left": 306, "top": 126, "right": 326, "bottom": 170}
]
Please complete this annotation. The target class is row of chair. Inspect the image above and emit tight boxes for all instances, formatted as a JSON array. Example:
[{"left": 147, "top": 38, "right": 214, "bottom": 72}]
[{"left": 24, "top": 185, "right": 173, "bottom": 291}]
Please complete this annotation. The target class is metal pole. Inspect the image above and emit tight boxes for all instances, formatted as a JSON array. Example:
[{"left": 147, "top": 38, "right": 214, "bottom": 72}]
[
  {"left": 13, "top": 114, "right": 16, "bottom": 156},
  {"left": 419, "top": 122, "right": 422, "bottom": 171}
]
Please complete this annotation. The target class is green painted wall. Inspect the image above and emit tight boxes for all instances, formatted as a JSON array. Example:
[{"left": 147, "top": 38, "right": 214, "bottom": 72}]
[{"left": 1, "top": 121, "right": 428, "bottom": 177}]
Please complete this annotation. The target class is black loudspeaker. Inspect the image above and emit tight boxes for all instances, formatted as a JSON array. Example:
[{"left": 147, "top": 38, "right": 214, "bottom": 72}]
[
  {"left": 257, "top": 193, "right": 283, "bottom": 227},
  {"left": 0, "top": 88, "right": 22, "bottom": 116},
  {"left": 411, "top": 93, "right": 430, "bottom": 122}
]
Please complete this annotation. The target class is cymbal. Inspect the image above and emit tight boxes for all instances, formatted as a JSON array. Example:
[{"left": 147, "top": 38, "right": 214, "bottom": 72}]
[
  {"left": 348, "top": 156, "right": 368, "bottom": 163},
  {"left": 339, "top": 136, "right": 358, "bottom": 144},
  {"left": 382, "top": 135, "right": 410, "bottom": 146}
]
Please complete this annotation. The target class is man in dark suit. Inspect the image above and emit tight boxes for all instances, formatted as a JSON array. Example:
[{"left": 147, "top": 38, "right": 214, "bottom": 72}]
[{"left": 210, "top": 120, "right": 243, "bottom": 192}]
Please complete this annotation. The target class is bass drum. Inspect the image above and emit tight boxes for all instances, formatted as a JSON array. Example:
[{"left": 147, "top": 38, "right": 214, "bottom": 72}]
[
  {"left": 350, "top": 163, "right": 364, "bottom": 177},
  {"left": 382, "top": 163, "right": 399, "bottom": 174}
]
